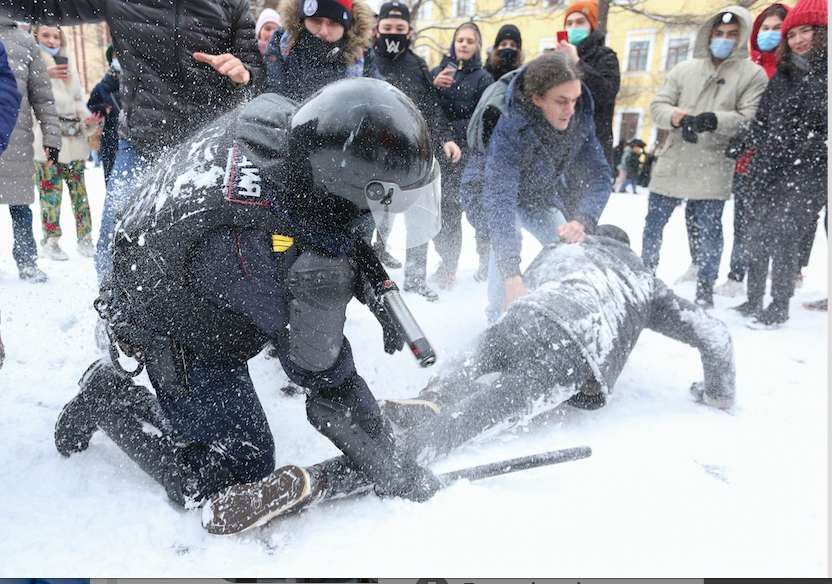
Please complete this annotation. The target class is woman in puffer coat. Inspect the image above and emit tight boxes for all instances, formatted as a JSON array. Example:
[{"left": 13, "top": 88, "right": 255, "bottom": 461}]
[
  {"left": 32, "top": 25, "right": 102, "bottom": 261},
  {"left": 727, "top": 0, "right": 827, "bottom": 327},
  {"left": 265, "top": 0, "right": 381, "bottom": 101},
  {"left": 429, "top": 22, "right": 494, "bottom": 290}
]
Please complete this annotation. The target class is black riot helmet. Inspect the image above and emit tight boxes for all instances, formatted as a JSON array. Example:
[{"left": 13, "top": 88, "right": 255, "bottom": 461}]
[{"left": 290, "top": 77, "right": 442, "bottom": 248}]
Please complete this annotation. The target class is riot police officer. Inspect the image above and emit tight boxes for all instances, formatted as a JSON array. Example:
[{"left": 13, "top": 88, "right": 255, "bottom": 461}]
[{"left": 54, "top": 78, "right": 443, "bottom": 508}]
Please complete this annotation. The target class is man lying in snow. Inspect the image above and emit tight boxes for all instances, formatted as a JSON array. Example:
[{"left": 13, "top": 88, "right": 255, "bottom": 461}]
[{"left": 202, "top": 225, "right": 735, "bottom": 534}]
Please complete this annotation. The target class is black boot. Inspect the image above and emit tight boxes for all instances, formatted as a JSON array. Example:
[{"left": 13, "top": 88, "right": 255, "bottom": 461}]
[
  {"left": 695, "top": 280, "right": 714, "bottom": 309},
  {"left": 730, "top": 298, "right": 763, "bottom": 318},
  {"left": 403, "top": 277, "right": 438, "bottom": 302},
  {"left": 56, "top": 358, "right": 236, "bottom": 506},
  {"left": 754, "top": 300, "right": 789, "bottom": 327},
  {"left": 373, "top": 242, "right": 402, "bottom": 269},
  {"left": 307, "top": 392, "right": 442, "bottom": 503}
]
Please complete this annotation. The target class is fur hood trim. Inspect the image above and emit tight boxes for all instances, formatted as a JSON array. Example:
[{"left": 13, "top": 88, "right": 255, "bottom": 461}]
[{"left": 279, "top": 0, "right": 375, "bottom": 62}]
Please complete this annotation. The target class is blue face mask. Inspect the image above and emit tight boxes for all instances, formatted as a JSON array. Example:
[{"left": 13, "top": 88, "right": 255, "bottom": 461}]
[
  {"left": 710, "top": 38, "right": 736, "bottom": 59},
  {"left": 567, "top": 27, "right": 590, "bottom": 46},
  {"left": 756, "top": 30, "right": 781, "bottom": 52},
  {"left": 38, "top": 43, "right": 60, "bottom": 57}
]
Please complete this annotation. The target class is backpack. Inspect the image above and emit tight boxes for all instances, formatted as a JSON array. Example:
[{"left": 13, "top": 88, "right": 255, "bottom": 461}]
[{"left": 466, "top": 66, "right": 525, "bottom": 154}]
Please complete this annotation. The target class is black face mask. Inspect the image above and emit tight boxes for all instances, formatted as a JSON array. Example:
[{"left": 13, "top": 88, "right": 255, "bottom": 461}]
[
  {"left": 497, "top": 47, "right": 517, "bottom": 64},
  {"left": 377, "top": 33, "right": 409, "bottom": 57}
]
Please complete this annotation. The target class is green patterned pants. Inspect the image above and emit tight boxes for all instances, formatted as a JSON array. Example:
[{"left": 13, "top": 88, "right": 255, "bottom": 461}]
[{"left": 34, "top": 159, "right": 93, "bottom": 243}]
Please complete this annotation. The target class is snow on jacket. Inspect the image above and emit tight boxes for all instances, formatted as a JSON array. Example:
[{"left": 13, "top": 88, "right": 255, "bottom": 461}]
[
  {"left": 430, "top": 53, "right": 494, "bottom": 145},
  {"left": 515, "top": 235, "right": 735, "bottom": 405},
  {"left": 374, "top": 47, "right": 454, "bottom": 152},
  {"left": 32, "top": 28, "right": 96, "bottom": 163},
  {"left": 648, "top": 5, "right": 769, "bottom": 201},
  {"left": 733, "top": 51, "right": 827, "bottom": 200},
  {"left": 0, "top": 0, "right": 264, "bottom": 158},
  {"left": 575, "top": 29, "right": 620, "bottom": 168},
  {"left": 265, "top": 0, "right": 381, "bottom": 101},
  {"left": 0, "top": 18, "right": 60, "bottom": 206},
  {"left": 0, "top": 38, "right": 21, "bottom": 154},
  {"left": 480, "top": 73, "right": 611, "bottom": 279}
]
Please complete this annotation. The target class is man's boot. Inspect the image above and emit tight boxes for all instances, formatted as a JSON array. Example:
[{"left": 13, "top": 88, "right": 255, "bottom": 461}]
[{"left": 695, "top": 280, "right": 714, "bottom": 309}]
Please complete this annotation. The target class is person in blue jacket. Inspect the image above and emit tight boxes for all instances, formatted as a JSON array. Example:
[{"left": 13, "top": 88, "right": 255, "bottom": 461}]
[
  {"left": 0, "top": 38, "right": 21, "bottom": 155},
  {"left": 478, "top": 51, "right": 611, "bottom": 322}
]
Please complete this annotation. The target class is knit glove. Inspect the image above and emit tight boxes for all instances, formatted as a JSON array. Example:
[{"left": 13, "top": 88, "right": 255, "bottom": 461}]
[
  {"left": 693, "top": 112, "right": 718, "bottom": 133},
  {"left": 679, "top": 115, "right": 699, "bottom": 143},
  {"left": 47, "top": 147, "right": 60, "bottom": 165}
]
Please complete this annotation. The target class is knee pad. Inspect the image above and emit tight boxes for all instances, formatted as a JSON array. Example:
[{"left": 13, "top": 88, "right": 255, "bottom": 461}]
[{"left": 286, "top": 250, "right": 354, "bottom": 372}]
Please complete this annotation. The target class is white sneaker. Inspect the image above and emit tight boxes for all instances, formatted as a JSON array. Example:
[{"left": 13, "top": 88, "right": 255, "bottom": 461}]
[
  {"left": 714, "top": 279, "right": 745, "bottom": 297},
  {"left": 77, "top": 235, "right": 95, "bottom": 258},
  {"left": 42, "top": 238, "right": 69, "bottom": 261},
  {"left": 674, "top": 263, "right": 700, "bottom": 284}
]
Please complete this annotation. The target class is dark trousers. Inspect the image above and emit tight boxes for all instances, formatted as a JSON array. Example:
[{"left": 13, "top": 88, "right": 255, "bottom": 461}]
[
  {"left": 9, "top": 205, "right": 38, "bottom": 268},
  {"left": 744, "top": 178, "right": 827, "bottom": 308},
  {"left": 726, "top": 173, "right": 750, "bottom": 282},
  {"left": 433, "top": 152, "right": 465, "bottom": 272},
  {"left": 402, "top": 309, "right": 590, "bottom": 463}
]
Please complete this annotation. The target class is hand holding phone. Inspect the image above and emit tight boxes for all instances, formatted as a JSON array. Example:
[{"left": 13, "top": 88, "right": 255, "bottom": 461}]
[{"left": 557, "top": 30, "right": 569, "bottom": 44}]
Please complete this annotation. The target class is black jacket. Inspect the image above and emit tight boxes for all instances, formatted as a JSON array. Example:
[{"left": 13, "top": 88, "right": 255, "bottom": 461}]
[
  {"left": 1, "top": 0, "right": 264, "bottom": 157},
  {"left": 375, "top": 48, "right": 454, "bottom": 151},
  {"left": 431, "top": 55, "right": 494, "bottom": 145},
  {"left": 732, "top": 56, "right": 828, "bottom": 197},
  {"left": 87, "top": 68, "right": 121, "bottom": 180},
  {"left": 576, "top": 30, "right": 620, "bottom": 168}
]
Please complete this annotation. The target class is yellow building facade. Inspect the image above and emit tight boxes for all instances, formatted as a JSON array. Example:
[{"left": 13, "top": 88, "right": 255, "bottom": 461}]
[{"left": 411, "top": 0, "right": 781, "bottom": 150}]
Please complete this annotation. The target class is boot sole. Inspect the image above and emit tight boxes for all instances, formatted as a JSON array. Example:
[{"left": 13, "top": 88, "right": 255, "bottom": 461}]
[{"left": 202, "top": 465, "right": 322, "bottom": 535}]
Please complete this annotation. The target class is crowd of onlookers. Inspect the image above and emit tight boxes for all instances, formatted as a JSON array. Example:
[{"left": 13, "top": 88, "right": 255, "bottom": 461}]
[{"left": 0, "top": 0, "right": 827, "bottom": 368}]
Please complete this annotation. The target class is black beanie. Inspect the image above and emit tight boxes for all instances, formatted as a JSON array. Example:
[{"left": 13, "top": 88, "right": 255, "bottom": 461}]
[{"left": 494, "top": 24, "right": 522, "bottom": 49}]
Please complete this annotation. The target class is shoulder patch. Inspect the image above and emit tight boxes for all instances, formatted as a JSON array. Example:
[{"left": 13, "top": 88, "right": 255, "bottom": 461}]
[{"left": 224, "top": 144, "right": 266, "bottom": 205}]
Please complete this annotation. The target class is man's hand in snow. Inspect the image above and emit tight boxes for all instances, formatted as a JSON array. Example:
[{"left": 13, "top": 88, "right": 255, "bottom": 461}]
[
  {"left": 557, "top": 220, "right": 586, "bottom": 243},
  {"left": 193, "top": 52, "right": 250, "bottom": 84},
  {"left": 504, "top": 276, "right": 528, "bottom": 312},
  {"left": 443, "top": 141, "right": 462, "bottom": 163}
]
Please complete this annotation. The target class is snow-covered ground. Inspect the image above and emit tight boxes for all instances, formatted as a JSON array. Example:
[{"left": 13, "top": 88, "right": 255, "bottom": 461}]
[{"left": 0, "top": 165, "right": 827, "bottom": 577}]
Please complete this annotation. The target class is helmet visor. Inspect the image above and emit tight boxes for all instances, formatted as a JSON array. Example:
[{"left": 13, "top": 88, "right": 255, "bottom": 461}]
[{"left": 366, "top": 161, "right": 442, "bottom": 249}]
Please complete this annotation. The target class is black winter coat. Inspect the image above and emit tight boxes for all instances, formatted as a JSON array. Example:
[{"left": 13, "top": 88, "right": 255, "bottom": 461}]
[
  {"left": 431, "top": 55, "right": 494, "bottom": 145},
  {"left": 375, "top": 49, "right": 453, "bottom": 151},
  {"left": 1, "top": 0, "right": 264, "bottom": 158},
  {"left": 87, "top": 69, "right": 121, "bottom": 181},
  {"left": 733, "top": 57, "right": 828, "bottom": 198},
  {"left": 575, "top": 31, "right": 620, "bottom": 168}
]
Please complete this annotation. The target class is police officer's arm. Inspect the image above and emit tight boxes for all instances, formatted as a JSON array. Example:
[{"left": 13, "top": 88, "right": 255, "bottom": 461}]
[{"left": 646, "top": 280, "right": 736, "bottom": 409}]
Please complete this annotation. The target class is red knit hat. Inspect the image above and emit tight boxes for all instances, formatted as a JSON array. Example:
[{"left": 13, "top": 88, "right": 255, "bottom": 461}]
[
  {"left": 299, "top": 0, "right": 353, "bottom": 30},
  {"left": 781, "top": 0, "right": 827, "bottom": 39},
  {"left": 564, "top": 1, "right": 599, "bottom": 31}
]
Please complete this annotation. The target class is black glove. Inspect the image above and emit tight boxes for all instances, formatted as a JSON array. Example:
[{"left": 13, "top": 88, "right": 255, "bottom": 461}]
[
  {"left": 693, "top": 112, "right": 718, "bottom": 133},
  {"left": 376, "top": 304, "right": 405, "bottom": 355},
  {"left": 679, "top": 115, "right": 699, "bottom": 143},
  {"left": 47, "top": 147, "right": 60, "bottom": 165},
  {"left": 725, "top": 133, "right": 748, "bottom": 160}
]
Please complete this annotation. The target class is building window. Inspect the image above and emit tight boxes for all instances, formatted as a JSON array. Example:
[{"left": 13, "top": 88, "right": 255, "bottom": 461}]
[
  {"left": 619, "top": 113, "right": 640, "bottom": 142},
  {"left": 455, "top": 0, "right": 473, "bottom": 16},
  {"left": 544, "top": 0, "right": 565, "bottom": 6},
  {"left": 504, "top": 0, "right": 523, "bottom": 9},
  {"left": 415, "top": 1, "right": 433, "bottom": 21},
  {"left": 627, "top": 41, "right": 649, "bottom": 72},
  {"left": 665, "top": 37, "right": 691, "bottom": 70}
]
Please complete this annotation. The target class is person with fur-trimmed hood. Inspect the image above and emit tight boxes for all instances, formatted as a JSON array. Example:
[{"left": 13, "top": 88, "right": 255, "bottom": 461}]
[{"left": 265, "top": 0, "right": 382, "bottom": 101}]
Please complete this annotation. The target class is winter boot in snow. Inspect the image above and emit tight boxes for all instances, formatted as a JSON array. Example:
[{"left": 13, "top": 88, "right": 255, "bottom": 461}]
[
  {"left": 18, "top": 263, "right": 48, "bottom": 283},
  {"left": 373, "top": 241, "right": 402, "bottom": 269},
  {"left": 730, "top": 298, "right": 763, "bottom": 318},
  {"left": 694, "top": 280, "right": 714, "bottom": 309},
  {"left": 675, "top": 263, "right": 700, "bottom": 284},
  {"left": 382, "top": 397, "right": 441, "bottom": 430},
  {"left": 76, "top": 235, "right": 95, "bottom": 258},
  {"left": 751, "top": 300, "right": 789, "bottom": 328},
  {"left": 473, "top": 254, "right": 489, "bottom": 282},
  {"left": 430, "top": 262, "right": 456, "bottom": 291},
  {"left": 41, "top": 238, "right": 69, "bottom": 261},
  {"left": 714, "top": 278, "right": 745, "bottom": 297},
  {"left": 803, "top": 298, "right": 827, "bottom": 312},
  {"left": 403, "top": 277, "right": 438, "bottom": 302}
]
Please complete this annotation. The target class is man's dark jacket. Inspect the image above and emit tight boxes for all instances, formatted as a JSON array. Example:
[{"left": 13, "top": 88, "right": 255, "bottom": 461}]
[
  {"left": 0, "top": 0, "right": 263, "bottom": 157},
  {"left": 576, "top": 30, "right": 620, "bottom": 169}
]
